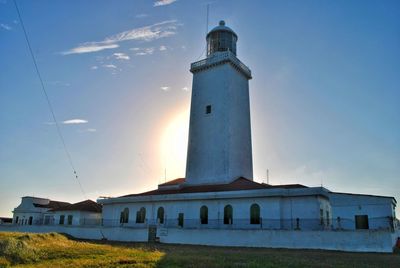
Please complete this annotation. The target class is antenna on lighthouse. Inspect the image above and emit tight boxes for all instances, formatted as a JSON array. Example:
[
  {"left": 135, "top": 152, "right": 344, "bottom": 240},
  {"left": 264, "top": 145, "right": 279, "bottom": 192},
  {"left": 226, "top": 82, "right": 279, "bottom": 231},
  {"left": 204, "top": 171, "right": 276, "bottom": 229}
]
[
  {"left": 206, "top": 4, "right": 209, "bottom": 35},
  {"left": 205, "top": 3, "right": 209, "bottom": 56}
]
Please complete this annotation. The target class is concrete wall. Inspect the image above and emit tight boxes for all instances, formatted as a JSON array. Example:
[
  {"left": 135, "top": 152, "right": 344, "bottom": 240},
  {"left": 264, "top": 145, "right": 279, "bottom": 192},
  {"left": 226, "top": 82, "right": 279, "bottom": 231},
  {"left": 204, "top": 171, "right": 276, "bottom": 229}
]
[
  {"left": 158, "top": 228, "right": 396, "bottom": 253},
  {"left": 0, "top": 225, "right": 397, "bottom": 253}
]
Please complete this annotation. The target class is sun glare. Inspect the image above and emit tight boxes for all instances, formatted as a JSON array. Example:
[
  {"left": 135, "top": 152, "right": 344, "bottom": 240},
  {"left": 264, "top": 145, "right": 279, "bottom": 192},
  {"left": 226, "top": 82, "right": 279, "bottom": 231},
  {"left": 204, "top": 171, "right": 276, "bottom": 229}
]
[{"left": 160, "top": 110, "right": 189, "bottom": 181}]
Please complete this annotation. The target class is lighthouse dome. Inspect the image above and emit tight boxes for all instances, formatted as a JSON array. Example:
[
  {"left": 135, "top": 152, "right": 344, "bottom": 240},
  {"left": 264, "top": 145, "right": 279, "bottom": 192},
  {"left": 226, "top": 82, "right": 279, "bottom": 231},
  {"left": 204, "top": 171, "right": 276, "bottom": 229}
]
[{"left": 206, "top": 20, "right": 238, "bottom": 56}]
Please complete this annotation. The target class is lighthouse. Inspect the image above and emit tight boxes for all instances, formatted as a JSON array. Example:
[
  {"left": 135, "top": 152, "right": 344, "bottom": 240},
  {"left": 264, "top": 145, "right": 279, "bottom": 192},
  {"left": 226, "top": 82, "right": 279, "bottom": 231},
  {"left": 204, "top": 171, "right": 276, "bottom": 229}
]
[{"left": 185, "top": 20, "right": 253, "bottom": 185}]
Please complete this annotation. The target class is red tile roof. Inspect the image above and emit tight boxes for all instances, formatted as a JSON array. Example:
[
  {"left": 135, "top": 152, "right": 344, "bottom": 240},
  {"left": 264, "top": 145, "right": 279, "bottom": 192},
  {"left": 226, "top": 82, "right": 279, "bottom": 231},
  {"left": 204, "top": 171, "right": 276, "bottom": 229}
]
[
  {"left": 49, "top": 200, "right": 102, "bottom": 213},
  {"left": 122, "top": 177, "right": 307, "bottom": 197},
  {"left": 158, "top": 178, "right": 185, "bottom": 186}
]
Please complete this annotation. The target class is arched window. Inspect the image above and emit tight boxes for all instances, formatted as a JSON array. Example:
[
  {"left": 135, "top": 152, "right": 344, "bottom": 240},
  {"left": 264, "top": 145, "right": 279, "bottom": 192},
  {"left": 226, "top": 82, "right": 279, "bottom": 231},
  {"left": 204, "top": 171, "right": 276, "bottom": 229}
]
[
  {"left": 250, "top": 203, "right": 260, "bottom": 224},
  {"left": 224, "top": 205, "right": 233, "bottom": 225},
  {"left": 157, "top": 207, "right": 164, "bottom": 224},
  {"left": 15, "top": 216, "right": 19, "bottom": 225},
  {"left": 200, "top": 206, "right": 208, "bottom": 224},
  {"left": 120, "top": 208, "right": 129, "bottom": 224},
  {"left": 136, "top": 207, "right": 146, "bottom": 223}
]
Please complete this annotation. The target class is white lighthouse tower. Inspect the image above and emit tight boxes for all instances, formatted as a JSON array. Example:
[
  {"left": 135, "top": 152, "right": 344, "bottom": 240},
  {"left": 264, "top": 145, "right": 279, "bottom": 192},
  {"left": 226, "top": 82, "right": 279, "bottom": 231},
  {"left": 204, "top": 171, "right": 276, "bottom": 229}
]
[{"left": 185, "top": 20, "right": 253, "bottom": 185}]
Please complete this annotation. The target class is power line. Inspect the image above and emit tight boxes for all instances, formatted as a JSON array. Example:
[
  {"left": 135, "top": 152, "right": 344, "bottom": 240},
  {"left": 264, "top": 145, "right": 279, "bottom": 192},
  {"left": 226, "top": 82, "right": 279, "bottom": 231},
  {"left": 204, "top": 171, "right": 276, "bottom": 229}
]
[{"left": 13, "top": 0, "right": 87, "bottom": 199}]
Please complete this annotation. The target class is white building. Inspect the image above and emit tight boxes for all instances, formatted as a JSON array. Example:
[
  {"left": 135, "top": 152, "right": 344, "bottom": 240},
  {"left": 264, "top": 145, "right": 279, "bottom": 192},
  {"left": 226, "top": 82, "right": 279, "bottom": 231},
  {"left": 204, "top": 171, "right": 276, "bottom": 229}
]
[
  {"left": 12, "top": 197, "right": 102, "bottom": 227},
  {"left": 12, "top": 196, "right": 70, "bottom": 226},
  {"left": 49, "top": 200, "right": 102, "bottom": 226},
  {"left": 98, "top": 21, "right": 397, "bottom": 238},
  {"left": 329, "top": 192, "right": 397, "bottom": 230}
]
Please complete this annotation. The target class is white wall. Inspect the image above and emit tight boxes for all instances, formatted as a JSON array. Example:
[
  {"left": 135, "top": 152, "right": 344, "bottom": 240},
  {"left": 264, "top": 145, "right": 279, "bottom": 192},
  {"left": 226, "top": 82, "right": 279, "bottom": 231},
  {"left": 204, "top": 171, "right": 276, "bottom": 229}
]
[
  {"left": 186, "top": 59, "right": 253, "bottom": 185},
  {"left": 102, "top": 195, "right": 325, "bottom": 230},
  {"left": 1, "top": 225, "right": 397, "bottom": 253},
  {"left": 12, "top": 197, "right": 51, "bottom": 225},
  {"left": 53, "top": 211, "right": 102, "bottom": 226},
  {"left": 158, "top": 228, "right": 396, "bottom": 253},
  {"left": 329, "top": 193, "right": 395, "bottom": 230}
]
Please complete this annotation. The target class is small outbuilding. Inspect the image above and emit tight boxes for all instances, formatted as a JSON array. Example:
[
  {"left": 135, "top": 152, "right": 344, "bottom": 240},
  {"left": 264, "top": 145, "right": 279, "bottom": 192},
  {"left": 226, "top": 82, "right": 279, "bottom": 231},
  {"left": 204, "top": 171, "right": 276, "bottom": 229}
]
[{"left": 49, "top": 200, "right": 102, "bottom": 226}]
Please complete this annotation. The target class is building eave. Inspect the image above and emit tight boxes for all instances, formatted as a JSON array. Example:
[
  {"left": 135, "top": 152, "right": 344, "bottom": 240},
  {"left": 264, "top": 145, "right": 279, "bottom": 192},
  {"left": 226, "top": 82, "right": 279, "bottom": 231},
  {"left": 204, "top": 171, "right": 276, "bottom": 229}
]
[{"left": 98, "top": 187, "right": 329, "bottom": 205}]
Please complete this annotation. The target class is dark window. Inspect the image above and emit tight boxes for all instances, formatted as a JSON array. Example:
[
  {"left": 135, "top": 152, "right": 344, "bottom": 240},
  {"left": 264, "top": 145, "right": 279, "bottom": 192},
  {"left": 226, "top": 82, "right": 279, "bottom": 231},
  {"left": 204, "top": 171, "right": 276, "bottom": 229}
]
[
  {"left": 355, "top": 215, "right": 369, "bottom": 229},
  {"left": 250, "top": 203, "right": 260, "bottom": 224},
  {"left": 28, "top": 216, "right": 33, "bottom": 225},
  {"left": 326, "top": 211, "right": 330, "bottom": 226},
  {"left": 15, "top": 216, "right": 19, "bottom": 225},
  {"left": 157, "top": 207, "right": 164, "bottom": 224},
  {"left": 178, "top": 213, "right": 184, "bottom": 227},
  {"left": 224, "top": 205, "right": 233, "bottom": 225},
  {"left": 136, "top": 207, "right": 146, "bottom": 223},
  {"left": 320, "top": 209, "right": 324, "bottom": 225},
  {"left": 59, "top": 215, "right": 65, "bottom": 225},
  {"left": 120, "top": 208, "right": 129, "bottom": 224},
  {"left": 200, "top": 206, "right": 208, "bottom": 224},
  {"left": 67, "top": 215, "right": 73, "bottom": 225},
  {"left": 206, "top": 105, "right": 212, "bottom": 114}
]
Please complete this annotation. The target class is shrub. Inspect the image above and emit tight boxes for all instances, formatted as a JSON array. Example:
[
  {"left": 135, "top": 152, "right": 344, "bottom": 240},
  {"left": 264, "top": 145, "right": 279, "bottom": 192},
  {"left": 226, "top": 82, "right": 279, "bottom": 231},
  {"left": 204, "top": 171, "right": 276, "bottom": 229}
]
[{"left": 0, "top": 237, "right": 40, "bottom": 264}]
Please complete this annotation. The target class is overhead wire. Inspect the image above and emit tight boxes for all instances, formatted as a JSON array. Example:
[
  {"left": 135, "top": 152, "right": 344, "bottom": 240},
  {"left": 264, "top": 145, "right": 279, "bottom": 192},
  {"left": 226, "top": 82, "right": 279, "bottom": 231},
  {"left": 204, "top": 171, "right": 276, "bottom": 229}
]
[{"left": 13, "top": 0, "right": 87, "bottom": 199}]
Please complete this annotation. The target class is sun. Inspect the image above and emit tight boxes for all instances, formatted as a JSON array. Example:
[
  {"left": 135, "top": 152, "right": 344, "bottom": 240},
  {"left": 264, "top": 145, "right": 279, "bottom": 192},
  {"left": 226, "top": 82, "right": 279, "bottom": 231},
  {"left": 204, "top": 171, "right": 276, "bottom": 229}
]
[{"left": 160, "top": 110, "right": 189, "bottom": 181}]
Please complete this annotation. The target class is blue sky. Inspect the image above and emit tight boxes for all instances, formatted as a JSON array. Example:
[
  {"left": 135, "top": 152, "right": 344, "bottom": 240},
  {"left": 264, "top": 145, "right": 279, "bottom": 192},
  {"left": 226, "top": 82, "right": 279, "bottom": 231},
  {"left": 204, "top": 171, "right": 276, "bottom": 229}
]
[{"left": 0, "top": 0, "right": 399, "bottom": 217}]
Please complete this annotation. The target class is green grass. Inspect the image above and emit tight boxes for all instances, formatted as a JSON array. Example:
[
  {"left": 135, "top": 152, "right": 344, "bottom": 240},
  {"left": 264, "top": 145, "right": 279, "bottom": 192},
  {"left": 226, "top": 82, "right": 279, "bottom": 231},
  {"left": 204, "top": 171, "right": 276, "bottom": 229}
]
[{"left": 0, "top": 232, "right": 399, "bottom": 267}]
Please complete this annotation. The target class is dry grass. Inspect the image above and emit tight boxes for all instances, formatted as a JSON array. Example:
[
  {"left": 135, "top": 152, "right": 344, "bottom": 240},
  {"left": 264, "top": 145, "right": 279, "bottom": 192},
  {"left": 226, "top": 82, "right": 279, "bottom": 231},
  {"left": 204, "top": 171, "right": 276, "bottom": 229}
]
[{"left": 0, "top": 232, "right": 399, "bottom": 267}]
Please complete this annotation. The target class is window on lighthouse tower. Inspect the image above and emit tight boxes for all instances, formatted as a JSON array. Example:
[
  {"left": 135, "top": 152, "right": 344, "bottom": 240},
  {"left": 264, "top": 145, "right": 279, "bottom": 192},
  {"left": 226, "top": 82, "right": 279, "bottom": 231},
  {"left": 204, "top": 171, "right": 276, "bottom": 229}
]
[{"left": 206, "top": 105, "right": 212, "bottom": 114}]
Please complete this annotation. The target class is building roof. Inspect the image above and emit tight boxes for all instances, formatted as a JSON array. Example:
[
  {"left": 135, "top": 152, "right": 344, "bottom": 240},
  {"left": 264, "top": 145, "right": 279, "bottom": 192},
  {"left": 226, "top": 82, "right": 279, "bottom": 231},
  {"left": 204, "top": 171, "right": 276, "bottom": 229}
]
[
  {"left": 0, "top": 217, "right": 12, "bottom": 223},
  {"left": 122, "top": 177, "right": 308, "bottom": 198},
  {"left": 329, "top": 191, "right": 397, "bottom": 203},
  {"left": 158, "top": 178, "right": 186, "bottom": 186},
  {"left": 207, "top": 20, "right": 237, "bottom": 39},
  {"left": 49, "top": 200, "right": 102, "bottom": 213},
  {"left": 33, "top": 200, "right": 70, "bottom": 209}
]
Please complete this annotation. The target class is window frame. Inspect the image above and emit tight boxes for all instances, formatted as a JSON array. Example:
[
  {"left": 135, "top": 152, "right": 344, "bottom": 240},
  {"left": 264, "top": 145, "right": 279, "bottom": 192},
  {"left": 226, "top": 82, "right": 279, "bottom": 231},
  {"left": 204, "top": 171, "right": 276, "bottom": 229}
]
[
  {"left": 250, "top": 203, "right": 261, "bottom": 225},
  {"left": 224, "top": 205, "right": 233, "bottom": 225},
  {"left": 200, "top": 206, "right": 208, "bottom": 225}
]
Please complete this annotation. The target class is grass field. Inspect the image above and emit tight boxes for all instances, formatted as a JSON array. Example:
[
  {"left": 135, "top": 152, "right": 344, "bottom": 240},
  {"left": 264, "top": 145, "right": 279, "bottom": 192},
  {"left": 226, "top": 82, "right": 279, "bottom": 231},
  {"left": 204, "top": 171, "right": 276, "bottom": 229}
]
[{"left": 0, "top": 232, "right": 399, "bottom": 267}]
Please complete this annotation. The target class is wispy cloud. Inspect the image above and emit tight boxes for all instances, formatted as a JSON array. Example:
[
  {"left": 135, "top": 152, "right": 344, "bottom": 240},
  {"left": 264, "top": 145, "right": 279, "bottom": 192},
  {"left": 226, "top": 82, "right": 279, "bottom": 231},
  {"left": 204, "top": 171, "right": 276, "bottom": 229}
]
[
  {"left": 113, "top": 52, "right": 130, "bottom": 60},
  {"left": 78, "top": 128, "right": 97, "bottom": 133},
  {"left": 159, "top": 45, "right": 167, "bottom": 51},
  {"left": 62, "top": 20, "right": 179, "bottom": 55},
  {"left": 91, "top": 66, "right": 98, "bottom": 70},
  {"left": 102, "top": 64, "right": 117, "bottom": 69},
  {"left": 160, "top": 86, "right": 170, "bottom": 91},
  {"left": 135, "top": 13, "right": 148, "bottom": 18},
  {"left": 133, "top": 47, "right": 154, "bottom": 56},
  {"left": 62, "top": 43, "right": 119, "bottom": 55},
  {"left": 62, "top": 119, "right": 88, "bottom": 124},
  {"left": 0, "top": 23, "right": 12, "bottom": 31},
  {"left": 154, "top": 0, "right": 177, "bottom": 7},
  {"left": 182, "top": 86, "right": 189, "bottom": 91},
  {"left": 105, "top": 20, "right": 177, "bottom": 42}
]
